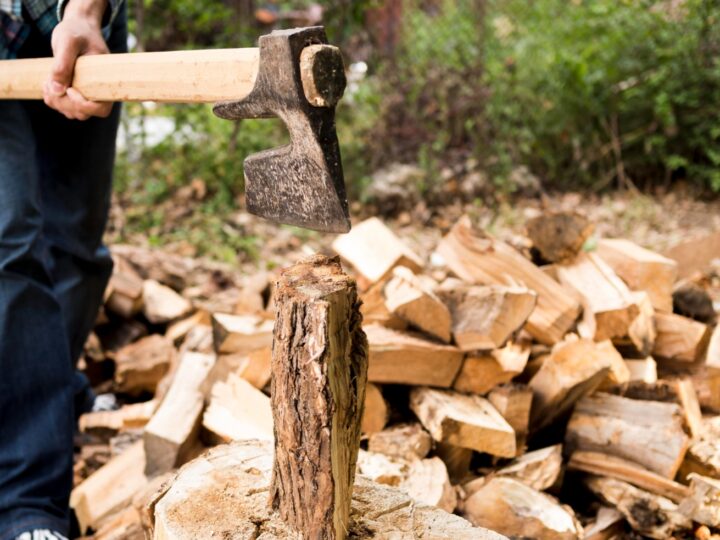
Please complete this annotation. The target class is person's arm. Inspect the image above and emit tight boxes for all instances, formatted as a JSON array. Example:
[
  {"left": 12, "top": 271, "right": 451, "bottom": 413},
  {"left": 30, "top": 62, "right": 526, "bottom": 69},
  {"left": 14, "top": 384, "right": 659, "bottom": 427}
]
[{"left": 43, "top": 0, "right": 113, "bottom": 120}]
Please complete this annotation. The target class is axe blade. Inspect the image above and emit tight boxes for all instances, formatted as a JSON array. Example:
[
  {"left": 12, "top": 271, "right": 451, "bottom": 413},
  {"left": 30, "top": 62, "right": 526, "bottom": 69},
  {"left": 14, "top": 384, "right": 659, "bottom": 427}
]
[{"left": 214, "top": 27, "right": 350, "bottom": 234}]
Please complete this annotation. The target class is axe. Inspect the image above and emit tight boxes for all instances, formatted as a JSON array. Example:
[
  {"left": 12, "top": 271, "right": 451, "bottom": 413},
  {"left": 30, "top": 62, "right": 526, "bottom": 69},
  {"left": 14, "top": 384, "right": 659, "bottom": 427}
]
[{"left": 0, "top": 26, "right": 351, "bottom": 233}]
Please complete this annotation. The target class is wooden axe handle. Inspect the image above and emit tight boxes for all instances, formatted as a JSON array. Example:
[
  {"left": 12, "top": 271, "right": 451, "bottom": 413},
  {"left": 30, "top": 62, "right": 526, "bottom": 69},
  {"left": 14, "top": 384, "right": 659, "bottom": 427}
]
[{"left": 0, "top": 48, "right": 259, "bottom": 102}]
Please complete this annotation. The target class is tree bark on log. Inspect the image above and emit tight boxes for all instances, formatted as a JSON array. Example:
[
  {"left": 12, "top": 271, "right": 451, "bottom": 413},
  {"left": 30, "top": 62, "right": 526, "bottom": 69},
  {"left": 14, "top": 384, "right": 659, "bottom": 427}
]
[{"left": 269, "top": 255, "right": 368, "bottom": 540}]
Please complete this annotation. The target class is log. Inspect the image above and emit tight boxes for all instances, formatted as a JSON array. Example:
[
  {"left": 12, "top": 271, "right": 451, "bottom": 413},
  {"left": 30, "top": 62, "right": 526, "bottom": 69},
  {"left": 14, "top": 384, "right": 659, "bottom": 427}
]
[
  {"left": 435, "top": 442, "right": 474, "bottom": 484},
  {"left": 402, "top": 457, "right": 458, "bottom": 513},
  {"left": 105, "top": 257, "right": 145, "bottom": 318},
  {"left": 707, "top": 324, "right": 720, "bottom": 369},
  {"left": 494, "top": 444, "right": 563, "bottom": 491},
  {"left": 367, "top": 423, "right": 432, "bottom": 462},
  {"left": 410, "top": 387, "right": 516, "bottom": 457},
  {"left": 70, "top": 441, "right": 148, "bottom": 534},
  {"left": 679, "top": 416, "right": 720, "bottom": 482},
  {"left": 269, "top": 255, "right": 368, "bottom": 540},
  {"left": 565, "top": 392, "right": 690, "bottom": 478},
  {"left": 202, "top": 373, "right": 273, "bottom": 443},
  {"left": 143, "top": 352, "right": 215, "bottom": 475},
  {"left": 529, "top": 338, "right": 613, "bottom": 431},
  {"left": 79, "top": 400, "right": 158, "bottom": 436},
  {"left": 361, "top": 382, "right": 389, "bottom": 434},
  {"left": 463, "top": 477, "right": 582, "bottom": 540},
  {"left": 596, "top": 238, "right": 677, "bottom": 313},
  {"left": 113, "top": 334, "right": 175, "bottom": 395},
  {"left": 165, "top": 310, "right": 211, "bottom": 346},
  {"left": 663, "top": 231, "right": 720, "bottom": 280},
  {"left": 436, "top": 216, "right": 580, "bottom": 345},
  {"left": 625, "top": 356, "right": 658, "bottom": 383},
  {"left": 141, "top": 280, "right": 193, "bottom": 324},
  {"left": 556, "top": 252, "right": 655, "bottom": 354},
  {"left": 678, "top": 473, "right": 720, "bottom": 527},
  {"left": 206, "top": 347, "right": 272, "bottom": 392},
  {"left": 582, "top": 507, "right": 624, "bottom": 540},
  {"left": 487, "top": 383, "right": 533, "bottom": 451},
  {"left": 365, "top": 324, "right": 464, "bottom": 387},
  {"left": 673, "top": 281, "right": 716, "bottom": 322},
  {"left": 585, "top": 476, "right": 691, "bottom": 539},
  {"left": 383, "top": 266, "right": 452, "bottom": 342},
  {"left": 652, "top": 311, "right": 710, "bottom": 362},
  {"left": 436, "top": 281, "right": 537, "bottom": 351},
  {"left": 453, "top": 343, "right": 529, "bottom": 395},
  {"left": 568, "top": 451, "right": 690, "bottom": 502},
  {"left": 359, "top": 279, "right": 408, "bottom": 330},
  {"left": 150, "top": 441, "right": 507, "bottom": 540},
  {"left": 331, "top": 217, "right": 423, "bottom": 285},
  {"left": 525, "top": 210, "right": 593, "bottom": 263},
  {"left": 211, "top": 312, "right": 274, "bottom": 355}
]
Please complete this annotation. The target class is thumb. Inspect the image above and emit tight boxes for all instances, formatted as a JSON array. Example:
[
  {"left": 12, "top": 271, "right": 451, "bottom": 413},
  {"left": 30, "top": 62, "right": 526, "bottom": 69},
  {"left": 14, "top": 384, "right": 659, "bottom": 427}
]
[{"left": 49, "top": 33, "right": 83, "bottom": 95}]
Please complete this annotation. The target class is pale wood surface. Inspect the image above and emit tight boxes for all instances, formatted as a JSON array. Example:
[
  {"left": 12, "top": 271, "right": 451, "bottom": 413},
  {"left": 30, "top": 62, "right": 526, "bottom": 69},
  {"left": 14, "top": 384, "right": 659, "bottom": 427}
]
[
  {"left": 151, "top": 440, "right": 508, "bottom": 540},
  {"left": 436, "top": 216, "right": 580, "bottom": 345},
  {"left": 269, "top": 255, "right": 367, "bottom": 540},
  {"left": 332, "top": 217, "right": 423, "bottom": 285},
  {"left": 582, "top": 507, "right": 625, "bottom": 540},
  {"left": 565, "top": 392, "right": 690, "bottom": 478},
  {"left": 494, "top": 444, "right": 563, "bottom": 491},
  {"left": 663, "top": 231, "right": 720, "bottom": 279},
  {"left": 678, "top": 473, "right": 720, "bottom": 527},
  {"left": 679, "top": 416, "right": 720, "bottom": 482},
  {"left": 114, "top": 335, "right": 175, "bottom": 395},
  {"left": 488, "top": 383, "right": 533, "bottom": 452},
  {"left": 462, "top": 477, "right": 581, "bottom": 540},
  {"left": 79, "top": 399, "right": 157, "bottom": 435},
  {"left": 596, "top": 238, "right": 677, "bottom": 312},
  {"left": 402, "top": 457, "right": 458, "bottom": 513},
  {"left": 365, "top": 324, "right": 464, "bottom": 387},
  {"left": 143, "top": 352, "right": 215, "bottom": 475},
  {"left": 526, "top": 211, "right": 594, "bottom": 263},
  {"left": 585, "top": 476, "right": 691, "bottom": 539},
  {"left": 211, "top": 312, "right": 274, "bottom": 355},
  {"left": 653, "top": 311, "right": 710, "bottom": 362},
  {"left": 410, "top": 387, "right": 516, "bottom": 457},
  {"left": 453, "top": 343, "right": 529, "bottom": 395},
  {"left": 142, "top": 280, "right": 193, "bottom": 324},
  {"left": 0, "top": 49, "right": 258, "bottom": 102},
  {"left": 361, "top": 382, "right": 389, "bottom": 434},
  {"left": 625, "top": 356, "right": 657, "bottom": 383},
  {"left": 367, "top": 422, "right": 432, "bottom": 462}
]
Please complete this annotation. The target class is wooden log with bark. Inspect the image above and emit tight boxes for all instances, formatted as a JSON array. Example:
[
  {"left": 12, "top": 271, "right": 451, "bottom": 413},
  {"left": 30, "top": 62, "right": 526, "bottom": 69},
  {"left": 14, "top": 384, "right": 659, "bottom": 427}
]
[
  {"left": 268, "top": 255, "right": 368, "bottom": 540},
  {"left": 526, "top": 210, "right": 594, "bottom": 264},
  {"left": 436, "top": 216, "right": 580, "bottom": 345}
]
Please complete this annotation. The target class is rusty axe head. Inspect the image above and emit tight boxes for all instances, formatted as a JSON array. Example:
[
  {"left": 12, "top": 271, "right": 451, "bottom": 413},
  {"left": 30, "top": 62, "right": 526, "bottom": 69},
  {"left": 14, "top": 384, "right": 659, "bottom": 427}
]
[{"left": 213, "top": 27, "right": 350, "bottom": 234}]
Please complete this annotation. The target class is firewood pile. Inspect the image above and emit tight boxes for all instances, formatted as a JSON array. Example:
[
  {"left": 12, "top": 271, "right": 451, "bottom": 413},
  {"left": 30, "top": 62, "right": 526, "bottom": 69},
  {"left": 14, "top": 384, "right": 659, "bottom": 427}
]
[{"left": 72, "top": 214, "right": 720, "bottom": 540}]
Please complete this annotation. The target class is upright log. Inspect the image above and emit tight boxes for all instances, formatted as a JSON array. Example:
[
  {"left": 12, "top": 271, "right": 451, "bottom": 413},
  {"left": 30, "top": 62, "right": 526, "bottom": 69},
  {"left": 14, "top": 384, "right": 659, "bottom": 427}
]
[{"left": 269, "top": 255, "right": 368, "bottom": 540}]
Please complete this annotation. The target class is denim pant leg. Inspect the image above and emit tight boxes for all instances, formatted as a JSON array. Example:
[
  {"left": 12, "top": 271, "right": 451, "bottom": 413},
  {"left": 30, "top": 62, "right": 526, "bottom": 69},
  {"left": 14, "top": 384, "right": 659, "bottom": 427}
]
[{"left": 0, "top": 102, "right": 75, "bottom": 540}]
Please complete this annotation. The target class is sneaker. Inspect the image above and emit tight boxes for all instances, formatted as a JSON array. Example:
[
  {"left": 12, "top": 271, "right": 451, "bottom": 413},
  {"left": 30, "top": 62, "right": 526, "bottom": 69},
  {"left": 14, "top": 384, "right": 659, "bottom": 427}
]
[{"left": 15, "top": 530, "right": 68, "bottom": 540}]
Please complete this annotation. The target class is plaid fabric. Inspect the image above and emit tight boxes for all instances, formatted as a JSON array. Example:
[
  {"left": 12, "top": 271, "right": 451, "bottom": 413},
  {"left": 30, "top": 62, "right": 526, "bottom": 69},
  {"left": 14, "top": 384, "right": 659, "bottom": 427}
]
[{"left": 0, "top": 0, "right": 123, "bottom": 59}]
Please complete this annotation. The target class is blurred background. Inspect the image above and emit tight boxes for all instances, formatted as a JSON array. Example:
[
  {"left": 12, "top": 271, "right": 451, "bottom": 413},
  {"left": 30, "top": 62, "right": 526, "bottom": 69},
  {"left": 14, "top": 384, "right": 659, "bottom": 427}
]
[{"left": 111, "top": 0, "right": 720, "bottom": 263}]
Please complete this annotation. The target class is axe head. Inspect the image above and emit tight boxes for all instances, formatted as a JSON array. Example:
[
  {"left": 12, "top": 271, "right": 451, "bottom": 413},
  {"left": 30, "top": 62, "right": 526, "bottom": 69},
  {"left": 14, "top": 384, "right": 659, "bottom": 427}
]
[{"left": 213, "top": 27, "right": 350, "bottom": 234}]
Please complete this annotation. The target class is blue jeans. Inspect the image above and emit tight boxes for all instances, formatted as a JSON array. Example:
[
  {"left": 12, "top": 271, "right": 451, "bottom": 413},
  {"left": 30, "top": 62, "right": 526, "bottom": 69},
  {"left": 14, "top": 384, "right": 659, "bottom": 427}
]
[{"left": 0, "top": 9, "right": 126, "bottom": 539}]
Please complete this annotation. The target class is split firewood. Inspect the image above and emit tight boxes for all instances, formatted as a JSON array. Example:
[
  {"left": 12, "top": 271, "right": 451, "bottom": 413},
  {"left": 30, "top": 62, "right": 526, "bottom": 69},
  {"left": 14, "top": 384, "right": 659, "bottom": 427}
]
[
  {"left": 582, "top": 506, "right": 625, "bottom": 540},
  {"left": 436, "top": 217, "right": 580, "bottom": 345},
  {"left": 679, "top": 417, "right": 720, "bottom": 481},
  {"left": 568, "top": 451, "right": 690, "bottom": 502},
  {"left": 211, "top": 312, "right": 274, "bottom": 355},
  {"left": 596, "top": 238, "right": 677, "bottom": 313},
  {"left": 585, "top": 476, "right": 692, "bottom": 539},
  {"left": 368, "top": 423, "right": 432, "bottom": 461},
  {"left": 143, "top": 352, "right": 215, "bottom": 475},
  {"left": 206, "top": 347, "right": 272, "bottom": 392},
  {"left": 151, "top": 441, "right": 506, "bottom": 540},
  {"left": 435, "top": 443, "right": 474, "bottom": 483},
  {"left": 663, "top": 231, "right": 720, "bottom": 280},
  {"left": 332, "top": 217, "right": 423, "bottom": 285},
  {"left": 141, "top": 280, "right": 193, "bottom": 324},
  {"left": 402, "top": 457, "right": 458, "bottom": 513},
  {"left": 165, "top": 310, "right": 211, "bottom": 346},
  {"left": 357, "top": 450, "right": 409, "bottom": 486},
  {"left": 607, "top": 378, "right": 703, "bottom": 439},
  {"left": 565, "top": 392, "right": 690, "bottom": 478},
  {"left": 463, "top": 477, "right": 582, "bottom": 540},
  {"left": 365, "top": 324, "right": 464, "bottom": 387},
  {"left": 454, "top": 343, "right": 530, "bottom": 395},
  {"left": 690, "top": 366, "right": 720, "bottom": 412},
  {"left": 556, "top": 252, "right": 655, "bottom": 355},
  {"left": 529, "top": 337, "right": 613, "bottom": 431},
  {"left": 596, "top": 340, "right": 631, "bottom": 390},
  {"left": 202, "top": 374, "right": 273, "bottom": 444},
  {"left": 360, "top": 277, "right": 407, "bottom": 330},
  {"left": 86, "top": 505, "right": 143, "bottom": 540},
  {"left": 652, "top": 311, "right": 710, "bottom": 362},
  {"left": 79, "top": 400, "right": 158, "bottom": 436},
  {"left": 410, "top": 387, "right": 516, "bottom": 457},
  {"left": 113, "top": 334, "right": 175, "bottom": 395},
  {"left": 383, "top": 266, "right": 451, "bottom": 342},
  {"left": 678, "top": 473, "right": 720, "bottom": 527},
  {"left": 361, "top": 382, "right": 389, "bottom": 434},
  {"left": 673, "top": 281, "right": 716, "bottom": 322},
  {"left": 494, "top": 444, "right": 563, "bottom": 491},
  {"left": 487, "top": 383, "right": 533, "bottom": 451},
  {"left": 707, "top": 324, "right": 720, "bottom": 369},
  {"left": 436, "top": 281, "right": 537, "bottom": 351},
  {"left": 105, "top": 257, "right": 145, "bottom": 318},
  {"left": 526, "top": 210, "right": 594, "bottom": 263},
  {"left": 269, "top": 255, "right": 368, "bottom": 540},
  {"left": 625, "top": 356, "right": 658, "bottom": 383},
  {"left": 70, "top": 441, "right": 149, "bottom": 534}
]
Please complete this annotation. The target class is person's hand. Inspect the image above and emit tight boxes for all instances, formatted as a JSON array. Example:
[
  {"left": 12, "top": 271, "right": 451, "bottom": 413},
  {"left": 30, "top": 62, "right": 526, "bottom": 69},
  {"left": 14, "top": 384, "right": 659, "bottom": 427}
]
[{"left": 43, "top": 0, "right": 111, "bottom": 120}]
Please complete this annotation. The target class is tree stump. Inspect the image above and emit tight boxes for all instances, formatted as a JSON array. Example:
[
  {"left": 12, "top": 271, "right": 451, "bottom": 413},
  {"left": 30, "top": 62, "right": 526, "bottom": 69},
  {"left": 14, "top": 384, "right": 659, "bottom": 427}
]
[{"left": 269, "top": 255, "right": 368, "bottom": 540}]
